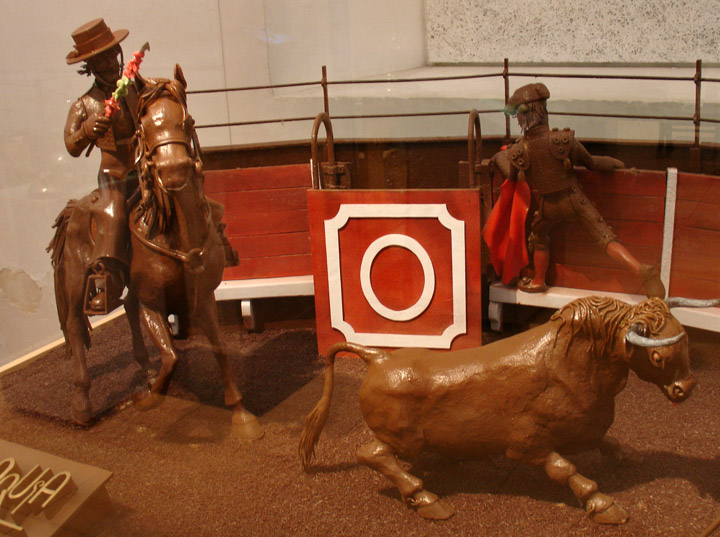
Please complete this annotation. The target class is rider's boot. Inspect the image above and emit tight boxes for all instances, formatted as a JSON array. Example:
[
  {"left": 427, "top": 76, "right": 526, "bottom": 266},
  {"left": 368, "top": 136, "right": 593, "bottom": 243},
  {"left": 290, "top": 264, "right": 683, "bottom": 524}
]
[{"left": 86, "top": 184, "right": 130, "bottom": 315}]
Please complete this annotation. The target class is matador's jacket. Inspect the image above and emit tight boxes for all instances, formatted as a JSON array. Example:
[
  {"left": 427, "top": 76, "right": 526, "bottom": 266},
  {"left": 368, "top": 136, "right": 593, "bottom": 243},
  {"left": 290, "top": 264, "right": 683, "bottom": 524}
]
[
  {"left": 497, "top": 123, "right": 617, "bottom": 252},
  {"left": 483, "top": 123, "right": 618, "bottom": 283}
]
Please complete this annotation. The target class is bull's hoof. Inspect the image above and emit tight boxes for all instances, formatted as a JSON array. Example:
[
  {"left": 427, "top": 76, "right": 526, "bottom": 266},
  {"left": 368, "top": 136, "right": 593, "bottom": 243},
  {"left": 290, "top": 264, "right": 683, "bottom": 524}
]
[
  {"left": 410, "top": 491, "right": 454, "bottom": 520},
  {"left": 232, "top": 407, "right": 264, "bottom": 440},
  {"left": 132, "top": 390, "right": 164, "bottom": 411},
  {"left": 610, "top": 445, "right": 644, "bottom": 466},
  {"left": 586, "top": 493, "right": 628, "bottom": 525},
  {"left": 601, "top": 437, "right": 644, "bottom": 466},
  {"left": 144, "top": 369, "right": 159, "bottom": 388}
]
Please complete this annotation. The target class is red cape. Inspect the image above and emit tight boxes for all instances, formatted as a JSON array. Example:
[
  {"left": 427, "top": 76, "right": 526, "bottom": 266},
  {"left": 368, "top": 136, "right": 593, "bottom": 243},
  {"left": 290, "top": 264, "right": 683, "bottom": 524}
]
[{"left": 482, "top": 179, "right": 531, "bottom": 284}]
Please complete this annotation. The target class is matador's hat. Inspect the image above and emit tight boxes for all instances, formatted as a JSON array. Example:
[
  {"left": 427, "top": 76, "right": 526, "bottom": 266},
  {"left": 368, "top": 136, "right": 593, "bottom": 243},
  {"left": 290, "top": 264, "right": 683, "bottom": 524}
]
[
  {"left": 66, "top": 18, "right": 128, "bottom": 64},
  {"left": 504, "top": 83, "right": 550, "bottom": 116}
]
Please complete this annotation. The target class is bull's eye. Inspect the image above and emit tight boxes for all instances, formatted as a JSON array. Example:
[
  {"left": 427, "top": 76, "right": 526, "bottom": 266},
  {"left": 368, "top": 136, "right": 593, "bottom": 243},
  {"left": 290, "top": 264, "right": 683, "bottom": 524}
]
[{"left": 651, "top": 351, "right": 664, "bottom": 369}]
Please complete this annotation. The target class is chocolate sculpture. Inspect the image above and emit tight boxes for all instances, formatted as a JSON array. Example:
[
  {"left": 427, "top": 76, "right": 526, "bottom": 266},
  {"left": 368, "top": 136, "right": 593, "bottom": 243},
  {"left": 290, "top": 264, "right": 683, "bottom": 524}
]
[
  {"left": 300, "top": 296, "right": 719, "bottom": 524},
  {"left": 63, "top": 18, "right": 139, "bottom": 314},
  {"left": 484, "top": 83, "right": 665, "bottom": 298},
  {"left": 49, "top": 20, "right": 260, "bottom": 437}
]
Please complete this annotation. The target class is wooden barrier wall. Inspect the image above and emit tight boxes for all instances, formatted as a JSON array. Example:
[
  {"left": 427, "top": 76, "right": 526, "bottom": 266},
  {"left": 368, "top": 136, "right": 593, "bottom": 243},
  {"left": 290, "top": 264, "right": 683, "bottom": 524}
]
[
  {"left": 671, "top": 172, "right": 720, "bottom": 298},
  {"left": 203, "top": 164, "right": 313, "bottom": 281}
]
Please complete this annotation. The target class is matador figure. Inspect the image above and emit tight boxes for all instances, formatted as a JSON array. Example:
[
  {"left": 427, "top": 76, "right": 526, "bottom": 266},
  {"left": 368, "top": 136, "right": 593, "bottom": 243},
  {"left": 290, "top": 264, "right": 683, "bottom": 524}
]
[{"left": 487, "top": 83, "right": 665, "bottom": 298}]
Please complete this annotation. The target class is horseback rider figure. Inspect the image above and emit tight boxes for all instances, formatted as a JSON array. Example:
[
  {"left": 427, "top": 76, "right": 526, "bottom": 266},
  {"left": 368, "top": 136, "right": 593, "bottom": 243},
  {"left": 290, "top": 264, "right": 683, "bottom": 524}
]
[
  {"left": 64, "top": 18, "right": 237, "bottom": 314},
  {"left": 64, "top": 18, "right": 139, "bottom": 313}
]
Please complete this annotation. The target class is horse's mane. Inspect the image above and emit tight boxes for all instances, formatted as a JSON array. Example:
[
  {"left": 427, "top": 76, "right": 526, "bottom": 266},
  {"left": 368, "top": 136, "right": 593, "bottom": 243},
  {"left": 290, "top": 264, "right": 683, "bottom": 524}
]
[
  {"left": 135, "top": 78, "right": 190, "bottom": 236},
  {"left": 550, "top": 296, "right": 671, "bottom": 358},
  {"left": 137, "top": 77, "right": 187, "bottom": 117}
]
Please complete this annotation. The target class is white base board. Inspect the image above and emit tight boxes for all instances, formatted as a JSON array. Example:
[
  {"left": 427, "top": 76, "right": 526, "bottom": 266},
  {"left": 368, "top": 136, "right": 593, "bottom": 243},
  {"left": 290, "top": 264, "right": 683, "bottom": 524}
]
[
  {"left": 0, "top": 309, "right": 127, "bottom": 377},
  {"left": 488, "top": 282, "right": 720, "bottom": 333}
]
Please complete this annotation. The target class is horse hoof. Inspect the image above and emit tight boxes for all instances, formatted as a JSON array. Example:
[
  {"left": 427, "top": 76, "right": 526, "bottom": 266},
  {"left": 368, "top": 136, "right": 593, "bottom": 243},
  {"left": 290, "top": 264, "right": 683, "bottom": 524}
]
[
  {"left": 232, "top": 407, "right": 264, "bottom": 440},
  {"left": 71, "top": 404, "right": 93, "bottom": 426},
  {"left": 132, "top": 390, "right": 164, "bottom": 412},
  {"left": 411, "top": 491, "right": 454, "bottom": 520},
  {"left": 587, "top": 493, "right": 628, "bottom": 525},
  {"left": 145, "top": 370, "right": 159, "bottom": 388}
]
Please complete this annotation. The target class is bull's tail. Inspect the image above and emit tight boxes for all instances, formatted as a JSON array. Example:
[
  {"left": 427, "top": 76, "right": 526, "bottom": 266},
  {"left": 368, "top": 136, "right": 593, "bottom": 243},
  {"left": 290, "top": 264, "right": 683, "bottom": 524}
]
[{"left": 299, "top": 341, "right": 387, "bottom": 471}]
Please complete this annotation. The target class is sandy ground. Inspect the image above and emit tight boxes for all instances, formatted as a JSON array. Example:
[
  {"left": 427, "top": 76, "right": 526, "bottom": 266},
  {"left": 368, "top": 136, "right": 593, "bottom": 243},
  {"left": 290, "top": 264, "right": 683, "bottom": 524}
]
[{"left": 1, "top": 313, "right": 719, "bottom": 537}]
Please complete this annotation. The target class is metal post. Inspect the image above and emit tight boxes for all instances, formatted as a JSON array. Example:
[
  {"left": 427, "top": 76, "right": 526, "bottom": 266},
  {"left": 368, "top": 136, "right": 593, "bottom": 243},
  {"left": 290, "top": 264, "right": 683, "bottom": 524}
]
[
  {"left": 503, "top": 58, "right": 511, "bottom": 141},
  {"left": 690, "top": 59, "right": 702, "bottom": 172},
  {"left": 322, "top": 65, "right": 330, "bottom": 117}
]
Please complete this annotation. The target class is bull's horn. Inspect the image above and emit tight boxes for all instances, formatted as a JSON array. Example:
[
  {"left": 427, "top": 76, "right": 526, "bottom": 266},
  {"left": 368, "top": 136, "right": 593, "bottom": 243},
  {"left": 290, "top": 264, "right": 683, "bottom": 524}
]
[
  {"left": 626, "top": 326, "right": 686, "bottom": 348},
  {"left": 664, "top": 297, "right": 720, "bottom": 308}
]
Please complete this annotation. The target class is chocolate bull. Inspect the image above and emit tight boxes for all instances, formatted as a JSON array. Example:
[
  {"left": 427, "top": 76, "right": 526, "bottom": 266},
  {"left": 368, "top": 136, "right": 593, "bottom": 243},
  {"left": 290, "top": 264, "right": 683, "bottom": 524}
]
[{"left": 300, "top": 296, "right": 718, "bottom": 524}]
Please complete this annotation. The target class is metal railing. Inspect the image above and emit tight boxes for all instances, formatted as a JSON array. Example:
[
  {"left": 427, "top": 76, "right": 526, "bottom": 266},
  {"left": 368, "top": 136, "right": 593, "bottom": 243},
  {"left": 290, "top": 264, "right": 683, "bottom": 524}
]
[{"left": 188, "top": 58, "right": 718, "bottom": 149}]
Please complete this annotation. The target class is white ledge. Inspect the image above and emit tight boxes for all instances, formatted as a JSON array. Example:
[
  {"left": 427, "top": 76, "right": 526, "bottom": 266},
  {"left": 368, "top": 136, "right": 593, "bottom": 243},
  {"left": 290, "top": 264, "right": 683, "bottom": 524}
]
[{"left": 489, "top": 282, "right": 720, "bottom": 333}]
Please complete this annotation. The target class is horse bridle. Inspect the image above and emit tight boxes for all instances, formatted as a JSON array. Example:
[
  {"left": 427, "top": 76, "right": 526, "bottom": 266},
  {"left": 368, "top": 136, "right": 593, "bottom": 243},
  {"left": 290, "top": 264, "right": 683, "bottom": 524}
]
[
  {"left": 131, "top": 80, "right": 211, "bottom": 272},
  {"left": 135, "top": 82, "right": 203, "bottom": 194}
]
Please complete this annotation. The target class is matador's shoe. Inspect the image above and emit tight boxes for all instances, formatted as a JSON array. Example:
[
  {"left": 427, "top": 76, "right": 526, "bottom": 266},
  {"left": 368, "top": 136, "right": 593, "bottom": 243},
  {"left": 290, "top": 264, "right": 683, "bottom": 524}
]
[
  {"left": 639, "top": 264, "right": 666, "bottom": 299},
  {"left": 518, "top": 277, "right": 548, "bottom": 293}
]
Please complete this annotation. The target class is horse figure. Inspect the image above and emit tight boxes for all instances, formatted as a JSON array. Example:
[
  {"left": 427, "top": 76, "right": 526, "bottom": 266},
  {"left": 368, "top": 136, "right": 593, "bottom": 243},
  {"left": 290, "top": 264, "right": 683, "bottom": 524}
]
[{"left": 48, "top": 66, "right": 262, "bottom": 438}]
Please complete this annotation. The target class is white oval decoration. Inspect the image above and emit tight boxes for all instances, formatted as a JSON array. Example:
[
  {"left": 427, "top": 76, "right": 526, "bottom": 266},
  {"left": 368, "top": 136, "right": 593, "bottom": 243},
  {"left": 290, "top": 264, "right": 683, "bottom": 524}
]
[{"left": 359, "top": 234, "right": 435, "bottom": 322}]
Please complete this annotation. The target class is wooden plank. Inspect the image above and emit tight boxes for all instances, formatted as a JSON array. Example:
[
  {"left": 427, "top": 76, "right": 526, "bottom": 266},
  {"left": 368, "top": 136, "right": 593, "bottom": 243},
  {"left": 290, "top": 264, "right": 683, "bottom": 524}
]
[
  {"left": 223, "top": 209, "right": 309, "bottom": 237},
  {"left": 203, "top": 164, "right": 311, "bottom": 193},
  {"left": 223, "top": 254, "right": 314, "bottom": 280},
  {"left": 669, "top": 254, "right": 720, "bottom": 284},
  {"left": 549, "top": 240, "right": 661, "bottom": 268},
  {"left": 551, "top": 219, "right": 664, "bottom": 247},
  {"left": 675, "top": 200, "right": 720, "bottom": 232},
  {"left": 669, "top": 273, "right": 720, "bottom": 299},
  {"left": 491, "top": 168, "right": 666, "bottom": 198},
  {"left": 230, "top": 232, "right": 311, "bottom": 259},
  {"left": 588, "top": 193, "right": 665, "bottom": 222},
  {"left": 490, "top": 190, "right": 664, "bottom": 222},
  {"left": 577, "top": 168, "right": 667, "bottom": 197},
  {"left": 209, "top": 187, "right": 309, "bottom": 214},
  {"left": 676, "top": 172, "right": 720, "bottom": 203},
  {"left": 672, "top": 227, "right": 720, "bottom": 257},
  {"left": 547, "top": 263, "right": 642, "bottom": 295}
]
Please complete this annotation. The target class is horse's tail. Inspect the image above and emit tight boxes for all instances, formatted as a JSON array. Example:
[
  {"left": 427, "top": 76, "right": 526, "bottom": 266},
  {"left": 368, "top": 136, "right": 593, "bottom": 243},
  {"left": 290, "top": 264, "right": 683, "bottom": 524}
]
[
  {"left": 299, "top": 341, "right": 388, "bottom": 471},
  {"left": 47, "top": 200, "right": 91, "bottom": 352}
]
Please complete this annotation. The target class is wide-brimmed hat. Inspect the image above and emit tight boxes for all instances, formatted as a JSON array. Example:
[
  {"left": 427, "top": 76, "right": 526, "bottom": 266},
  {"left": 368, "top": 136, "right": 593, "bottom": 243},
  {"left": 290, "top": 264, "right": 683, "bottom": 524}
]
[
  {"left": 503, "top": 83, "right": 550, "bottom": 116},
  {"left": 66, "top": 18, "right": 128, "bottom": 65}
]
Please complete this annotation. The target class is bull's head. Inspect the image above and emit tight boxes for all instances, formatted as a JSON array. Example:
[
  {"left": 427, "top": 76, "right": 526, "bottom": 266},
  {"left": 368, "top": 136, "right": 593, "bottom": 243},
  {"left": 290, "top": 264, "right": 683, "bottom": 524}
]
[{"left": 623, "top": 297, "right": 719, "bottom": 403}]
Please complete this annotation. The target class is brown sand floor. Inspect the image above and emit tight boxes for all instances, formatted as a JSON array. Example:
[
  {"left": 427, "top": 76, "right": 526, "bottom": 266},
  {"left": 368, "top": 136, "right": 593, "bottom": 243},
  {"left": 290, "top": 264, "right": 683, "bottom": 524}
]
[{"left": 1, "top": 318, "right": 719, "bottom": 537}]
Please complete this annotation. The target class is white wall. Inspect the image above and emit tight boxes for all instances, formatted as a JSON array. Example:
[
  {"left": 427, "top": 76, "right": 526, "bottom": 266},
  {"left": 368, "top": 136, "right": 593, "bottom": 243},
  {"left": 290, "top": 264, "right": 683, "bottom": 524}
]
[
  {"left": 0, "top": 0, "right": 425, "bottom": 365},
  {"left": 426, "top": 0, "right": 720, "bottom": 64},
  {"left": 1, "top": 0, "right": 718, "bottom": 366}
]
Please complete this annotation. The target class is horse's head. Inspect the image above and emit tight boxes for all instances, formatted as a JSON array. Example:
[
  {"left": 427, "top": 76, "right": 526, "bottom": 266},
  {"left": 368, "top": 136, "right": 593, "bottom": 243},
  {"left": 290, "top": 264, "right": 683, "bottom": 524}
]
[{"left": 136, "top": 64, "right": 202, "bottom": 195}]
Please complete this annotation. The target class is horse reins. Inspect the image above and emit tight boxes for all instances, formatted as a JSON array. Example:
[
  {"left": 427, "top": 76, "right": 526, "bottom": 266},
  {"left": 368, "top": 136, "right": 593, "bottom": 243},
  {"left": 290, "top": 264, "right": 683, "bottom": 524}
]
[{"left": 131, "top": 80, "right": 212, "bottom": 273}]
